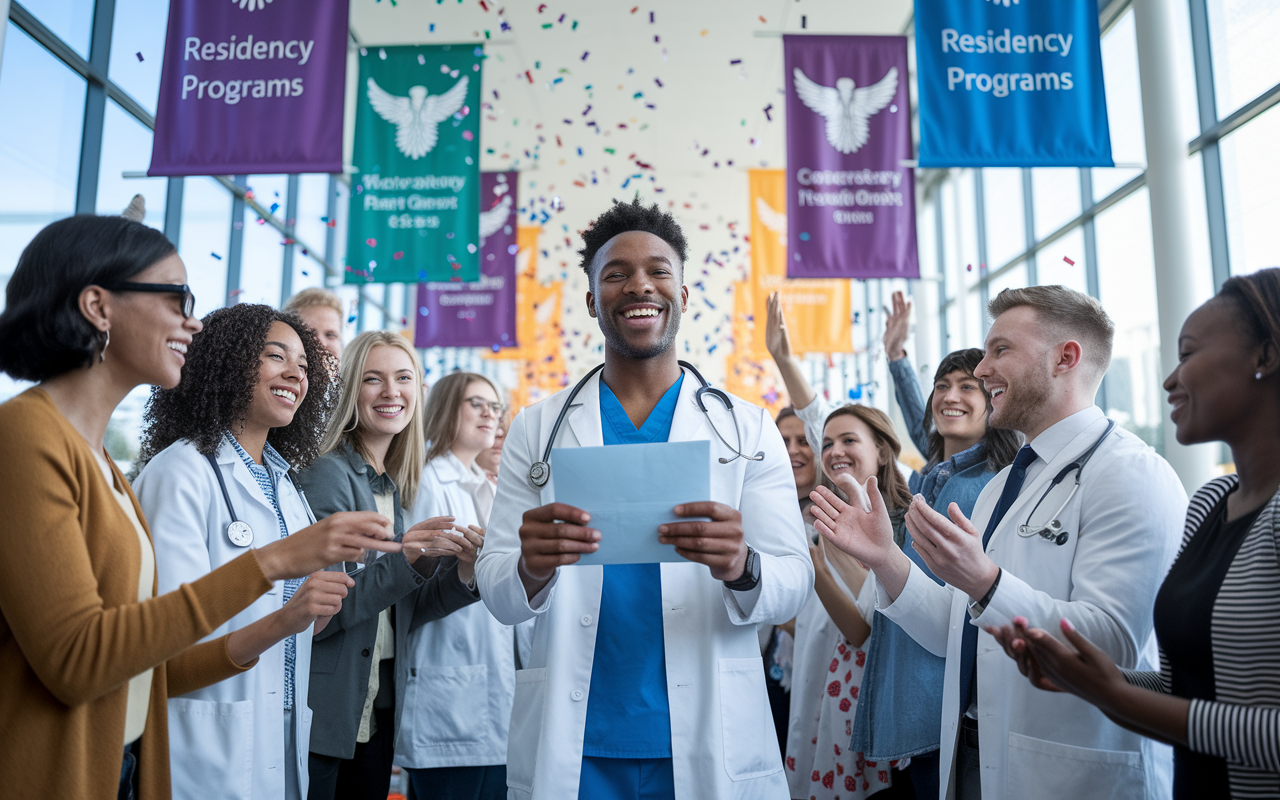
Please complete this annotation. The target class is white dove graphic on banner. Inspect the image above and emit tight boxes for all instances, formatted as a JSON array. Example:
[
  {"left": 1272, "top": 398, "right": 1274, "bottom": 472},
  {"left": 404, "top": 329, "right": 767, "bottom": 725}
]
[
  {"left": 793, "top": 67, "right": 898, "bottom": 154},
  {"left": 367, "top": 76, "right": 469, "bottom": 159},
  {"left": 479, "top": 195, "right": 513, "bottom": 246},
  {"left": 755, "top": 197, "right": 787, "bottom": 247},
  {"left": 234, "top": 0, "right": 272, "bottom": 10}
]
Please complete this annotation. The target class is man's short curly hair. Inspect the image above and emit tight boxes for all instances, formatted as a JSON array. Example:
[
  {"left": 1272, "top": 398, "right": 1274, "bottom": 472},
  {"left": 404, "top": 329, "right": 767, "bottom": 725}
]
[
  {"left": 135, "top": 303, "right": 339, "bottom": 473},
  {"left": 577, "top": 196, "right": 688, "bottom": 283}
]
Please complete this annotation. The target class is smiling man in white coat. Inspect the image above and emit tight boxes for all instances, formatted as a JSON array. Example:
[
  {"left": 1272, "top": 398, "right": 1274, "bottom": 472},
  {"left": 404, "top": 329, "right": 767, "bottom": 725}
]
[
  {"left": 809, "top": 286, "right": 1186, "bottom": 800},
  {"left": 476, "top": 197, "right": 813, "bottom": 800}
]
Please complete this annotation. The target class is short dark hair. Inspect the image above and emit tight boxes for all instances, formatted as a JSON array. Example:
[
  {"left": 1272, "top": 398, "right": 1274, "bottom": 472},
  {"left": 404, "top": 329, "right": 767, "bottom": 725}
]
[
  {"left": 0, "top": 215, "right": 177, "bottom": 381},
  {"left": 577, "top": 196, "right": 688, "bottom": 284},
  {"left": 135, "top": 304, "right": 338, "bottom": 473},
  {"left": 1218, "top": 268, "right": 1280, "bottom": 356},
  {"left": 922, "top": 348, "right": 1022, "bottom": 473}
]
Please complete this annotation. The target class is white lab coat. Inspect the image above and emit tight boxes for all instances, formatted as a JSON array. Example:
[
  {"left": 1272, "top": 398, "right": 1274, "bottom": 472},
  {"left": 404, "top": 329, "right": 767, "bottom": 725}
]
[
  {"left": 134, "top": 438, "right": 314, "bottom": 800},
  {"left": 395, "top": 452, "right": 518, "bottom": 769},
  {"left": 476, "top": 368, "right": 814, "bottom": 800},
  {"left": 878, "top": 407, "right": 1185, "bottom": 800}
]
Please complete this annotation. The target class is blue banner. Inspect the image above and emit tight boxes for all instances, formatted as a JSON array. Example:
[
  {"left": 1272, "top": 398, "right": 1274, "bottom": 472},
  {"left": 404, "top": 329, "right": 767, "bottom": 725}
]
[{"left": 914, "top": 0, "right": 1113, "bottom": 167}]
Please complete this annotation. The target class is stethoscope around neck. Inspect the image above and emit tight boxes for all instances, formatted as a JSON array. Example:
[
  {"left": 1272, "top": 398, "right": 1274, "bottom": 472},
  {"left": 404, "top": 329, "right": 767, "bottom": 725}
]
[
  {"left": 205, "top": 451, "right": 314, "bottom": 547},
  {"left": 527, "top": 360, "right": 764, "bottom": 488},
  {"left": 1017, "top": 419, "right": 1116, "bottom": 546}
]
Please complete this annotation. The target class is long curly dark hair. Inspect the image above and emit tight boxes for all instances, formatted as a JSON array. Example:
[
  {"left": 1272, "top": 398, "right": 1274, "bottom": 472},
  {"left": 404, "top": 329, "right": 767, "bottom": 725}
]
[{"left": 135, "top": 303, "right": 338, "bottom": 472}]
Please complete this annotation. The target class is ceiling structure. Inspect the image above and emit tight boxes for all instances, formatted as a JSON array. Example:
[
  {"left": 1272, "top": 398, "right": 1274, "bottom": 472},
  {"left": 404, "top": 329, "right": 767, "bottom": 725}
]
[{"left": 346, "top": 0, "right": 914, "bottom": 382}]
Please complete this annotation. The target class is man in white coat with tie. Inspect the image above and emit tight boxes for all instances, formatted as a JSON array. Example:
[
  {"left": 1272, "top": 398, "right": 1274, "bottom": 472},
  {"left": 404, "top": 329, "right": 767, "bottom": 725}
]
[
  {"left": 476, "top": 197, "right": 813, "bottom": 800},
  {"left": 809, "top": 286, "right": 1185, "bottom": 800}
]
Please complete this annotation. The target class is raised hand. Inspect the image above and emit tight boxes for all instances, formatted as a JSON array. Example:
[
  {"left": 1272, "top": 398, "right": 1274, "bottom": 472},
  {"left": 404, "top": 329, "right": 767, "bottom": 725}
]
[
  {"left": 659, "top": 501, "right": 747, "bottom": 582},
  {"left": 518, "top": 503, "right": 600, "bottom": 598},
  {"left": 255, "top": 511, "right": 399, "bottom": 581},
  {"left": 765, "top": 292, "right": 794, "bottom": 362},
  {"left": 883, "top": 290, "right": 912, "bottom": 361}
]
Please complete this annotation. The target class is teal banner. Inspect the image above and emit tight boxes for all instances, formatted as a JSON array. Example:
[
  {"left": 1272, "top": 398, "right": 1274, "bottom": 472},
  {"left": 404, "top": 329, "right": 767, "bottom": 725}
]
[{"left": 346, "top": 44, "right": 482, "bottom": 284}]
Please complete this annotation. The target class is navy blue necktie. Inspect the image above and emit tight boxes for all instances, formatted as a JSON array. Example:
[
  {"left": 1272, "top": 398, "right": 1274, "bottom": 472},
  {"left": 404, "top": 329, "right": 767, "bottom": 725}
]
[{"left": 957, "top": 445, "right": 1038, "bottom": 715}]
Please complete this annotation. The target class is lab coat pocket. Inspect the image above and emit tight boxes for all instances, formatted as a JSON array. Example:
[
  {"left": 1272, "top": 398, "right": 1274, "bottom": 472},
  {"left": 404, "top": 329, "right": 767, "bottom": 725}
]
[
  {"left": 506, "top": 667, "right": 547, "bottom": 793},
  {"left": 406, "top": 663, "right": 491, "bottom": 748},
  {"left": 1006, "top": 732, "right": 1144, "bottom": 800},
  {"left": 168, "top": 697, "right": 254, "bottom": 800},
  {"left": 718, "top": 657, "right": 784, "bottom": 781}
]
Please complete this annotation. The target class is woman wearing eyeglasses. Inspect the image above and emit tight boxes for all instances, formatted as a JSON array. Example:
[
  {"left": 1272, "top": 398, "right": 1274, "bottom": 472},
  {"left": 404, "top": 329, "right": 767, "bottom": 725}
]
[
  {"left": 296, "top": 332, "right": 481, "bottom": 800},
  {"left": 396, "top": 372, "right": 520, "bottom": 800},
  {"left": 0, "top": 215, "right": 397, "bottom": 800}
]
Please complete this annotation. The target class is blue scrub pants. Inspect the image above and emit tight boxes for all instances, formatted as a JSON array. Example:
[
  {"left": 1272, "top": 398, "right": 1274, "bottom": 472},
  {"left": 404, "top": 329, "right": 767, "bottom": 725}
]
[{"left": 577, "top": 757, "right": 675, "bottom": 800}]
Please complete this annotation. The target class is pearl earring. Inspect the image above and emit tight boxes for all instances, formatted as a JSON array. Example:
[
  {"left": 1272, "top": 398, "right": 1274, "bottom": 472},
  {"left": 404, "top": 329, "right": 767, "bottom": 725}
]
[{"left": 1256, "top": 371, "right": 1264, "bottom": 380}]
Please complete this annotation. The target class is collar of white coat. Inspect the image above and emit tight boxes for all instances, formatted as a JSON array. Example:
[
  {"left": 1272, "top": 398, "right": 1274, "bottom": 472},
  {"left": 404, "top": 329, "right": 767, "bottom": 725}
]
[
  {"left": 562, "top": 365, "right": 711, "bottom": 448},
  {"left": 429, "top": 450, "right": 488, "bottom": 489},
  {"left": 215, "top": 432, "right": 292, "bottom": 479},
  {"left": 1023, "top": 405, "right": 1106, "bottom": 469}
]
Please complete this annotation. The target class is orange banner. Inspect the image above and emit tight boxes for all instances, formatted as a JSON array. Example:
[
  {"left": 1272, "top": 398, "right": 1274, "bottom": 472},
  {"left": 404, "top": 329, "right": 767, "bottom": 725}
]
[
  {"left": 748, "top": 169, "right": 852, "bottom": 354},
  {"left": 486, "top": 227, "right": 567, "bottom": 413},
  {"left": 724, "top": 281, "right": 787, "bottom": 416}
]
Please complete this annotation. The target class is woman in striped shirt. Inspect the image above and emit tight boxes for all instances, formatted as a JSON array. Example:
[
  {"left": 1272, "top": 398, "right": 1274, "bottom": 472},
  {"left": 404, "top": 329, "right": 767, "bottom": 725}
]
[{"left": 990, "top": 267, "right": 1280, "bottom": 798}]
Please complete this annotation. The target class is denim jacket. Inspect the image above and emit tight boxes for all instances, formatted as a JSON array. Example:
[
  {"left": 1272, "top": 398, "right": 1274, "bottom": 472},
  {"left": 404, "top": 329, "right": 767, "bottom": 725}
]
[{"left": 850, "top": 361, "right": 998, "bottom": 760}]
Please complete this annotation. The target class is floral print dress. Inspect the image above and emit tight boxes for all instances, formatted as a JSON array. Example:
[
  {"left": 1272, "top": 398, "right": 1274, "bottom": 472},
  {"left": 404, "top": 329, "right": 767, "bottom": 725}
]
[{"left": 805, "top": 636, "right": 893, "bottom": 799}]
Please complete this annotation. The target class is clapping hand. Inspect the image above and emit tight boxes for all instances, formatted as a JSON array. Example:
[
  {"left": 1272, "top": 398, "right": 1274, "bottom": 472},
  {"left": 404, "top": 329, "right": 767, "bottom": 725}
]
[
  {"left": 809, "top": 474, "right": 895, "bottom": 570},
  {"left": 904, "top": 495, "right": 998, "bottom": 600}
]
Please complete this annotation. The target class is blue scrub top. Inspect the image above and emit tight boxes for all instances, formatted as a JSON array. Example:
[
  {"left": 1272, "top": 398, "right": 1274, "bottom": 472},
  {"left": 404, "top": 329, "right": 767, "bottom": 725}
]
[{"left": 581, "top": 374, "right": 684, "bottom": 759}]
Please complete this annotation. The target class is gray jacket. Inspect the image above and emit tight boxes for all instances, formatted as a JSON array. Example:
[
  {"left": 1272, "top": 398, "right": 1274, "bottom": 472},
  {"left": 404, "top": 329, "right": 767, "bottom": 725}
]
[{"left": 296, "top": 442, "right": 479, "bottom": 759}]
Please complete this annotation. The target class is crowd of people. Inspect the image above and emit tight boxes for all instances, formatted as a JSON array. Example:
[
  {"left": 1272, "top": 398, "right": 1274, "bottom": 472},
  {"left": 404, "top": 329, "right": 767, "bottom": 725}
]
[{"left": 0, "top": 201, "right": 1277, "bottom": 800}]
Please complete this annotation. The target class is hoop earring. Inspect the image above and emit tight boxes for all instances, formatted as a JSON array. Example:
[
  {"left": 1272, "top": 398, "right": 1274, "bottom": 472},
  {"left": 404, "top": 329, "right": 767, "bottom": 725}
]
[{"left": 98, "top": 329, "right": 110, "bottom": 363}]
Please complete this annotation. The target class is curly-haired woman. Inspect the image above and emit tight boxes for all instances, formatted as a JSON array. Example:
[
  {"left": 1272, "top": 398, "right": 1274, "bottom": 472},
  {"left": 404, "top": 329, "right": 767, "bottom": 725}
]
[
  {"left": 131, "top": 302, "right": 370, "bottom": 800},
  {"left": 0, "top": 216, "right": 396, "bottom": 800},
  {"left": 297, "top": 331, "right": 481, "bottom": 800}
]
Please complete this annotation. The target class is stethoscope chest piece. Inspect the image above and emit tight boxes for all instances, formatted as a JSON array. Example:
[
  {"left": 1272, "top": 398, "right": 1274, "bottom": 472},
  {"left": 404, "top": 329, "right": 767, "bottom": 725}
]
[
  {"left": 529, "top": 460, "right": 550, "bottom": 488},
  {"left": 226, "top": 520, "right": 253, "bottom": 548}
]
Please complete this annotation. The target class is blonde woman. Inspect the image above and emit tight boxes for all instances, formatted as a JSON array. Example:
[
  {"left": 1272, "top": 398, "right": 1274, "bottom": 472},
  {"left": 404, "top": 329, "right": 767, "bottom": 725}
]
[
  {"left": 396, "top": 372, "right": 519, "bottom": 800},
  {"left": 296, "top": 332, "right": 482, "bottom": 800}
]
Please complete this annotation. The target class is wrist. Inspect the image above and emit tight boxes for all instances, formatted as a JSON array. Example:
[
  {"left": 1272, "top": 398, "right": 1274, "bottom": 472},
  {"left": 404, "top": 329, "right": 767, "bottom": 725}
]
[
  {"left": 253, "top": 542, "right": 285, "bottom": 583},
  {"left": 967, "top": 566, "right": 1002, "bottom": 615},
  {"left": 887, "top": 347, "right": 907, "bottom": 361}
]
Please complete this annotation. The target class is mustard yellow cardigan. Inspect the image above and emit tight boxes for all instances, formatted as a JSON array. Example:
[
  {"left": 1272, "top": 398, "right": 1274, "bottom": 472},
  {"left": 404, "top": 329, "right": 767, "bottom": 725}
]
[{"left": 0, "top": 389, "right": 273, "bottom": 799}]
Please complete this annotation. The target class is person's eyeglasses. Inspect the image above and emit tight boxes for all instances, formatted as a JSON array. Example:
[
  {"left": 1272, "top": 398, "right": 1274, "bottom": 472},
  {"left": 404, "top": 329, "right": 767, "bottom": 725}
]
[
  {"left": 465, "top": 396, "right": 506, "bottom": 416},
  {"left": 102, "top": 282, "right": 196, "bottom": 318}
]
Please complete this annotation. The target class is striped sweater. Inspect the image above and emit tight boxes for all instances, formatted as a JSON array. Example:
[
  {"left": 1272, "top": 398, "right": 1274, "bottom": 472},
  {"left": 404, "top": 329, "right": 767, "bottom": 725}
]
[{"left": 1123, "top": 474, "right": 1280, "bottom": 798}]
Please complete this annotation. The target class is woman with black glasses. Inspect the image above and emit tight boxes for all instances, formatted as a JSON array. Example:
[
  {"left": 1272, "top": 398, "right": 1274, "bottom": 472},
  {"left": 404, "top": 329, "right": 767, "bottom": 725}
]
[{"left": 0, "top": 215, "right": 397, "bottom": 800}]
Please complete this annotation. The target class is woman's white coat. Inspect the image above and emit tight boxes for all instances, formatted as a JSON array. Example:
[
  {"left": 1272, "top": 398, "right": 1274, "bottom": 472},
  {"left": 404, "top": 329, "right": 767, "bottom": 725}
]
[
  {"left": 134, "top": 438, "right": 314, "bottom": 800},
  {"left": 395, "top": 452, "right": 517, "bottom": 768}
]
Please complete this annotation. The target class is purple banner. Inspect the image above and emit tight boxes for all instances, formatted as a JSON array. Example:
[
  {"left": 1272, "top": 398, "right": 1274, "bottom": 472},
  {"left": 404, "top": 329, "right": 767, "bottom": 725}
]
[
  {"left": 784, "top": 35, "right": 919, "bottom": 279},
  {"left": 415, "top": 171, "right": 518, "bottom": 349},
  {"left": 148, "top": 0, "right": 349, "bottom": 176}
]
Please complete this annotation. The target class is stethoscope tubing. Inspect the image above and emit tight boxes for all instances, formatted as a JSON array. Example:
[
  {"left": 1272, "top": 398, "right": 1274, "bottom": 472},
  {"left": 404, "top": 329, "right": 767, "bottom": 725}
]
[
  {"left": 528, "top": 361, "right": 761, "bottom": 488},
  {"left": 1017, "top": 419, "right": 1116, "bottom": 545}
]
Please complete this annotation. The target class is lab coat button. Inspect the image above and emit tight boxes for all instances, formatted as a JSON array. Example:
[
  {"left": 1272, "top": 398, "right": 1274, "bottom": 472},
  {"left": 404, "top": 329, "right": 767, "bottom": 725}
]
[
  {"left": 580, "top": 614, "right": 593, "bottom": 626},
  {"left": 571, "top": 689, "right": 585, "bottom": 701}
]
